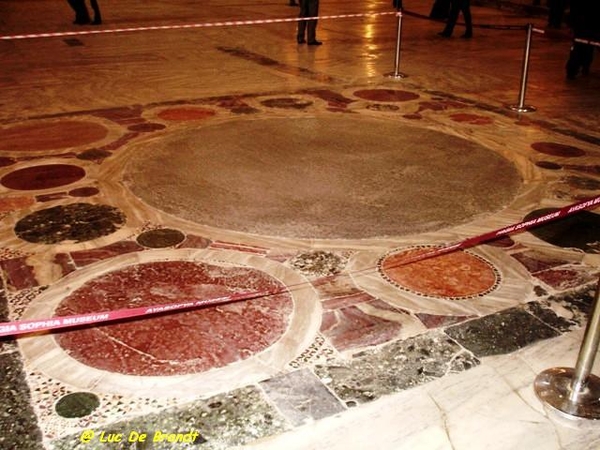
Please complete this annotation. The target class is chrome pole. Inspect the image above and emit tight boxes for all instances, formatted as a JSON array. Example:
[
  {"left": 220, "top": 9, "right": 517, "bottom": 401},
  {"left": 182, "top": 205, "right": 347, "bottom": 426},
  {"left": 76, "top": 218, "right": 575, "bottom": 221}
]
[
  {"left": 385, "top": 10, "right": 406, "bottom": 79},
  {"left": 569, "top": 276, "right": 600, "bottom": 402},
  {"left": 509, "top": 23, "right": 536, "bottom": 113},
  {"left": 535, "top": 275, "right": 600, "bottom": 420}
]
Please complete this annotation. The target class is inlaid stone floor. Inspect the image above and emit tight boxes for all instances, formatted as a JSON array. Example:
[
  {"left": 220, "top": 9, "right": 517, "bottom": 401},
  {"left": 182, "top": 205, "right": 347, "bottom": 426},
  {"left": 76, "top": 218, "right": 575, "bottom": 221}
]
[{"left": 1, "top": 0, "right": 600, "bottom": 449}]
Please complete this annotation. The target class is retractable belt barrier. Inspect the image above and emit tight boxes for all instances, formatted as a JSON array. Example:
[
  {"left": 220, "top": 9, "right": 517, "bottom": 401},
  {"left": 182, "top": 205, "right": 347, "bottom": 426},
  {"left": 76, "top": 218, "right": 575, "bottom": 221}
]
[
  {"left": 0, "top": 12, "right": 397, "bottom": 41},
  {"left": 1, "top": 195, "right": 599, "bottom": 339},
  {"left": 574, "top": 37, "right": 600, "bottom": 48}
]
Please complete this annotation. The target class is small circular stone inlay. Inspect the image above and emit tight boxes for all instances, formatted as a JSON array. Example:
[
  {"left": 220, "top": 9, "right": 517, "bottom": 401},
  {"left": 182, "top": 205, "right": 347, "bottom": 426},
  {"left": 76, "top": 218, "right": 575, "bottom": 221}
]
[{"left": 379, "top": 247, "right": 500, "bottom": 300}]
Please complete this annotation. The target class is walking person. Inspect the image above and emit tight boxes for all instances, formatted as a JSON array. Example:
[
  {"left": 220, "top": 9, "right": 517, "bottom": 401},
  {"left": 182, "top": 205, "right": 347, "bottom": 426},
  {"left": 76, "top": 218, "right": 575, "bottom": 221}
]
[
  {"left": 67, "top": 0, "right": 102, "bottom": 25},
  {"left": 438, "top": 0, "right": 472, "bottom": 38},
  {"left": 297, "top": 0, "right": 322, "bottom": 45}
]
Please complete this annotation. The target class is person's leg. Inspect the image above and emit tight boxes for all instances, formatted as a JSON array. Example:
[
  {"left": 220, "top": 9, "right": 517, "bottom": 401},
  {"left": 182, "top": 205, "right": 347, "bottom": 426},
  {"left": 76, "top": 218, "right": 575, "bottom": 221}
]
[
  {"left": 566, "top": 42, "right": 583, "bottom": 79},
  {"left": 68, "top": 0, "right": 91, "bottom": 24},
  {"left": 440, "top": 0, "right": 459, "bottom": 36},
  {"left": 89, "top": 0, "right": 102, "bottom": 25},
  {"left": 297, "top": 0, "right": 308, "bottom": 43},
  {"left": 581, "top": 45, "right": 594, "bottom": 75},
  {"left": 430, "top": 0, "right": 450, "bottom": 19},
  {"left": 306, "top": 0, "right": 320, "bottom": 44},
  {"left": 461, "top": 0, "right": 473, "bottom": 38}
]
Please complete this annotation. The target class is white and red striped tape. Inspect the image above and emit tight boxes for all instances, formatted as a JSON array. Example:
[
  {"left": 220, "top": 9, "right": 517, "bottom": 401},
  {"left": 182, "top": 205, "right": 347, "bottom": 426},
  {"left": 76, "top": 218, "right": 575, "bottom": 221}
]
[
  {"left": 0, "top": 12, "right": 399, "bottom": 41},
  {"left": 1, "top": 194, "right": 599, "bottom": 338}
]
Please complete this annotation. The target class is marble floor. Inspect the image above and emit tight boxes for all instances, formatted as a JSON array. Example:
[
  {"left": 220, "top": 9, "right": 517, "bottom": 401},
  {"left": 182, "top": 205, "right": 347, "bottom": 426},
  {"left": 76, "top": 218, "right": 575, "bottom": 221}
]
[{"left": 1, "top": 0, "right": 600, "bottom": 449}]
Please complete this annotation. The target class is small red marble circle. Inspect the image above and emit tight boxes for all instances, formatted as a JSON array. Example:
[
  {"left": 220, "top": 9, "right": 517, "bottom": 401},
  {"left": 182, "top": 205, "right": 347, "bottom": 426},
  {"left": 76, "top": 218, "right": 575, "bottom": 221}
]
[
  {"left": 68, "top": 187, "right": 100, "bottom": 197},
  {"left": 156, "top": 107, "right": 216, "bottom": 121},
  {"left": 535, "top": 161, "right": 562, "bottom": 170},
  {"left": 531, "top": 142, "right": 585, "bottom": 157},
  {"left": 55, "top": 261, "right": 294, "bottom": 376},
  {"left": 1, "top": 164, "right": 86, "bottom": 191},
  {"left": 353, "top": 89, "right": 420, "bottom": 102},
  {"left": 0, "top": 121, "right": 108, "bottom": 152},
  {"left": 380, "top": 247, "right": 499, "bottom": 299}
]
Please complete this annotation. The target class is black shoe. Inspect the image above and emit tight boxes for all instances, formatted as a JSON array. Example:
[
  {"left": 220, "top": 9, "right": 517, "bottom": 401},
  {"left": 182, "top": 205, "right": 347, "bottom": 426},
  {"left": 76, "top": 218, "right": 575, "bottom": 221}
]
[
  {"left": 297, "top": 37, "right": 306, "bottom": 44},
  {"left": 91, "top": 18, "right": 102, "bottom": 25},
  {"left": 307, "top": 40, "right": 322, "bottom": 46},
  {"left": 461, "top": 32, "right": 472, "bottom": 39},
  {"left": 438, "top": 31, "right": 451, "bottom": 38}
]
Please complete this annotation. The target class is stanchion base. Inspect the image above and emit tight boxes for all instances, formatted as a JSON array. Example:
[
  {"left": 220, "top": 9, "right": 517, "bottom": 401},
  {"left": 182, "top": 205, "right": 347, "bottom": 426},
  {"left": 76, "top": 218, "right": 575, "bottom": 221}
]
[
  {"left": 508, "top": 104, "right": 536, "bottom": 113},
  {"left": 534, "top": 367, "right": 600, "bottom": 420},
  {"left": 385, "top": 71, "right": 407, "bottom": 79}
]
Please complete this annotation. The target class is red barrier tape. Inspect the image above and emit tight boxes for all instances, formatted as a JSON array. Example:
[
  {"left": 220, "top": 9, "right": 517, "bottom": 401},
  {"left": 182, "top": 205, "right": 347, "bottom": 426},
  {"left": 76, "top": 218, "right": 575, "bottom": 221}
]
[
  {"left": 574, "top": 38, "right": 600, "bottom": 48},
  {"left": 0, "top": 12, "right": 398, "bottom": 41},
  {"left": 1, "top": 194, "right": 599, "bottom": 338}
]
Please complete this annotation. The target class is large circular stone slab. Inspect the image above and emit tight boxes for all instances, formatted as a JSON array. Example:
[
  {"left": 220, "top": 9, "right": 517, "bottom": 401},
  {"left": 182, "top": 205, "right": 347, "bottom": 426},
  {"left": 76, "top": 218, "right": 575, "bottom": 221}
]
[
  {"left": 54, "top": 260, "right": 293, "bottom": 376},
  {"left": 19, "top": 249, "right": 321, "bottom": 397},
  {"left": 124, "top": 117, "right": 522, "bottom": 239},
  {"left": 0, "top": 121, "right": 108, "bottom": 152}
]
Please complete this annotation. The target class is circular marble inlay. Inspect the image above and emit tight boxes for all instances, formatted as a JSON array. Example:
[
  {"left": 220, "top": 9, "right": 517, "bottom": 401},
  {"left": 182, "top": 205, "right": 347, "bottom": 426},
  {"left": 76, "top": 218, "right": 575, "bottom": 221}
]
[
  {"left": 136, "top": 228, "right": 186, "bottom": 248},
  {"left": 1, "top": 164, "right": 85, "bottom": 191},
  {"left": 54, "top": 261, "right": 294, "bottom": 376},
  {"left": 68, "top": 187, "right": 100, "bottom": 197},
  {"left": 379, "top": 247, "right": 500, "bottom": 300},
  {"left": 524, "top": 208, "right": 600, "bottom": 253},
  {"left": 77, "top": 149, "right": 112, "bottom": 161},
  {"left": 536, "top": 161, "right": 562, "bottom": 170},
  {"left": 156, "top": 107, "right": 216, "bottom": 121},
  {"left": 54, "top": 392, "right": 100, "bottom": 418},
  {"left": 353, "top": 89, "right": 420, "bottom": 102},
  {"left": 0, "top": 121, "right": 108, "bottom": 152},
  {"left": 15, "top": 203, "right": 126, "bottom": 244},
  {"left": 530, "top": 142, "right": 585, "bottom": 157},
  {"left": 125, "top": 117, "right": 522, "bottom": 239},
  {"left": 20, "top": 249, "right": 321, "bottom": 397}
]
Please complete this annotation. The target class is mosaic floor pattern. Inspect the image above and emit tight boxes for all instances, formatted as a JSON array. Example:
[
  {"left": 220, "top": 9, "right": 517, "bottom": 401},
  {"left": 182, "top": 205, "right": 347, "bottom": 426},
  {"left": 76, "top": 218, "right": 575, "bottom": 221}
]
[{"left": 1, "top": 83, "right": 599, "bottom": 449}]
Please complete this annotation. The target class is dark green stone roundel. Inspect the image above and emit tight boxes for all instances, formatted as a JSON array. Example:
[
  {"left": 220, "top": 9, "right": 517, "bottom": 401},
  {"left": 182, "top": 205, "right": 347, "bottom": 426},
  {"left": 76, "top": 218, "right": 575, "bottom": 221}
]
[{"left": 15, "top": 203, "right": 126, "bottom": 244}]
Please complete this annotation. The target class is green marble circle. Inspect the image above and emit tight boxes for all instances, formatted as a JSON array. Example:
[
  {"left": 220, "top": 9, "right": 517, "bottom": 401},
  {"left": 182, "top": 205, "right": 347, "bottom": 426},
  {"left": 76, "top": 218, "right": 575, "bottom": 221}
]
[{"left": 55, "top": 392, "right": 100, "bottom": 418}]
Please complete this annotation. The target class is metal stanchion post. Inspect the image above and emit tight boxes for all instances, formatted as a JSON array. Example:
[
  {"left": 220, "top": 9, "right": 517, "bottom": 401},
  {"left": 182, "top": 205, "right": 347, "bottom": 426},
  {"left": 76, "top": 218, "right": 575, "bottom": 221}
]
[
  {"left": 509, "top": 23, "right": 536, "bottom": 113},
  {"left": 534, "top": 275, "right": 600, "bottom": 420},
  {"left": 385, "top": 10, "right": 407, "bottom": 79}
]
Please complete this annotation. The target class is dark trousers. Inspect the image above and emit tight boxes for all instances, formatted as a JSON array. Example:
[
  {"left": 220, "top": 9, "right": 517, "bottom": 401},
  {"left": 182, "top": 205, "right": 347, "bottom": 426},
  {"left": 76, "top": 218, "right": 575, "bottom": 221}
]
[
  {"left": 430, "top": 0, "right": 451, "bottom": 19},
  {"left": 443, "top": 0, "right": 472, "bottom": 36},
  {"left": 67, "top": 0, "right": 101, "bottom": 24},
  {"left": 566, "top": 42, "right": 595, "bottom": 77},
  {"left": 298, "top": 0, "right": 319, "bottom": 43}
]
